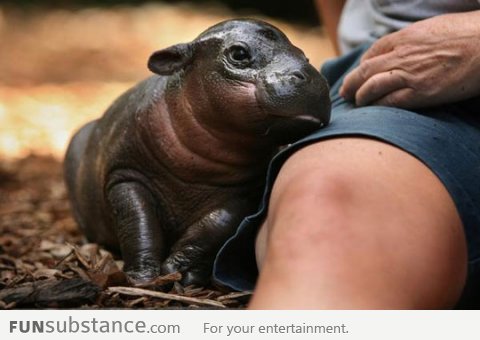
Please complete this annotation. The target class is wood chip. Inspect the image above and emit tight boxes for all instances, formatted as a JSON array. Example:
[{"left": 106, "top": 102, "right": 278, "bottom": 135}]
[
  {"left": 125, "top": 297, "right": 146, "bottom": 308},
  {"left": 70, "top": 244, "right": 91, "bottom": 269},
  {"left": 183, "top": 286, "right": 205, "bottom": 297},
  {"left": 32, "top": 268, "right": 61, "bottom": 280},
  {"left": 133, "top": 272, "right": 182, "bottom": 289},
  {"left": 0, "top": 300, "right": 17, "bottom": 310},
  {"left": 80, "top": 243, "right": 99, "bottom": 266},
  {"left": 67, "top": 263, "right": 91, "bottom": 281}
]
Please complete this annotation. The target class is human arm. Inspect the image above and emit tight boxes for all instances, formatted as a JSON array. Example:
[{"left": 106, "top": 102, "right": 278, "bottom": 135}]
[
  {"left": 340, "top": 10, "right": 480, "bottom": 109},
  {"left": 314, "top": 0, "right": 347, "bottom": 55}
]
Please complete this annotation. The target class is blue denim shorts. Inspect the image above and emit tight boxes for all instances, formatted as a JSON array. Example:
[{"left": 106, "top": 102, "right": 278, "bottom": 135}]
[{"left": 213, "top": 45, "right": 480, "bottom": 308}]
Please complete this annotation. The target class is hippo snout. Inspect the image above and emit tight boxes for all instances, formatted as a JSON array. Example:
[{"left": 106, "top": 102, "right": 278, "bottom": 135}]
[{"left": 256, "top": 63, "right": 331, "bottom": 144}]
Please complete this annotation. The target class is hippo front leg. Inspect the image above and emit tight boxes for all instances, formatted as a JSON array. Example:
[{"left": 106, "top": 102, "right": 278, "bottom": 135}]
[
  {"left": 162, "top": 205, "right": 249, "bottom": 287},
  {"left": 107, "top": 182, "right": 166, "bottom": 282}
]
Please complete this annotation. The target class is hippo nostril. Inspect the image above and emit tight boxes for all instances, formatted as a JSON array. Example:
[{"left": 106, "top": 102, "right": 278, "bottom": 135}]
[{"left": 291, "top": 70, "right": 308, "bottom": 83}]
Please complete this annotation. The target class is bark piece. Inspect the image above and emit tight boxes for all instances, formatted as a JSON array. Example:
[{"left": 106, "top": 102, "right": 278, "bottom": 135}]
[
  {"left": 0, "top": 278, "right": 100, "bottom": 307},
  {"left": 108, "top": 286, "right": 226, "bottom": 309}
]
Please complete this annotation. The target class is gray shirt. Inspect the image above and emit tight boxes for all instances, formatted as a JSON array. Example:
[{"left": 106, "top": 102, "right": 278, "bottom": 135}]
[{"left": 338, "top": 0, "right": 480, "bottom": 54}]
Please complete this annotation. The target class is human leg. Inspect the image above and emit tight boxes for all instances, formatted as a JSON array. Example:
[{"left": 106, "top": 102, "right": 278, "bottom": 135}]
[{"left": 250, "top": 137, "right": 467, "bottom": 309}]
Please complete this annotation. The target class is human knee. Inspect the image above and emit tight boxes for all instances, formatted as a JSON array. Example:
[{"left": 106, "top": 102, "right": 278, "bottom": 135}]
[
  {"left": 267, "top": 140, "right": 374, "bottom": 222},
  {"left": 265, "top": 160, "right": 362, "bottom": 257},
  {"left": 267, "top": 141, "right": 370, "bottom": 227},
  {"left": 255, "top": 139, "right": 468, "bottom": 308}
]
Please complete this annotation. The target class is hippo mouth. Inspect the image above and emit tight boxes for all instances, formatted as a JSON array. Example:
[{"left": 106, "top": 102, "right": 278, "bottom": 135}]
[{"left": 264, "top": 113, "right": 324, "bottom": 145}]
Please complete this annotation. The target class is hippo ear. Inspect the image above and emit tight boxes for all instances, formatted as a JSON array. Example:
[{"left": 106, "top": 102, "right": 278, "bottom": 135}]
[{"left": 148, "top": 43, "right": 194, "bottom": 75}]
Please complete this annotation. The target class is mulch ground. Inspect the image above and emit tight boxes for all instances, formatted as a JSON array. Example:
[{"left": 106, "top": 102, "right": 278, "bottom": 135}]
[{"left": 0, "top": 155, "right": 250, "bottom": 309}]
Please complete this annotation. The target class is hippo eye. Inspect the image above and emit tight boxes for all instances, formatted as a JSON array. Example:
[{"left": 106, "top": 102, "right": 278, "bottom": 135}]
[
  {"left": 231, "top": 47, "right": 250, "bottom": 61},
  {"left": 227, "top": 45, "right": 252, "bottom": 66}
]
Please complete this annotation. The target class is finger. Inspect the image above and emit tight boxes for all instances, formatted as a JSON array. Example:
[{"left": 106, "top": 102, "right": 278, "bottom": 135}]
[
  {"left": 340, "top": 51, "right": 396, "bottom": 100},
  {"left": 355, "top": 70, "right": 407, "bottom": 106},
  {"left": 360, "top": 33, "right": 396, "bottom": 62},
  {"left": 372, "top": 88, "right": 415, "bottom": 108}
]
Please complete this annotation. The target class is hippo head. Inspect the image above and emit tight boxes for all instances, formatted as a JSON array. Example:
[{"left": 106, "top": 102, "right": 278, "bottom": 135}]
[{"left": 148, "top": 19, "right": 331, "bottom": 145}]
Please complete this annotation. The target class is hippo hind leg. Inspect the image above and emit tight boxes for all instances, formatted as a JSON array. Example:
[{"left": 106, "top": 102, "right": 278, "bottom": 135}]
[
  {"left": 64, "top": 120, "right": 97, "bottom": 231},
  {"left": 64, "top": 120, "right": 97, "bottom": 191}
]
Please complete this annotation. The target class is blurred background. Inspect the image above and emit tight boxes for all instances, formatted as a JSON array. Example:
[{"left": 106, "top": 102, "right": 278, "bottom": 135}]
[{"left": 0, "top": 0, "right": 334, "bottom": 159}]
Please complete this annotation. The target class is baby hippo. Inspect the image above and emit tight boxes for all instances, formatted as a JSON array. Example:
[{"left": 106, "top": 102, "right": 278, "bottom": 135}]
[{"left": 64, "top": 19, "right": 331, "bottom": 286}]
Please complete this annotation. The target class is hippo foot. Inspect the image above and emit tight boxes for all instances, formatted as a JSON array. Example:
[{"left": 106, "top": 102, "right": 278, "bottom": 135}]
[{"left": 161, "top": 246, "right": 211, "bottom": 287}]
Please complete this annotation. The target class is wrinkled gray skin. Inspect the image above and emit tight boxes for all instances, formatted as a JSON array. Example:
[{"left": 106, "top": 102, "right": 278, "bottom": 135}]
[{"left": 64, "top": 19, "right": 331, "bottom": 286}]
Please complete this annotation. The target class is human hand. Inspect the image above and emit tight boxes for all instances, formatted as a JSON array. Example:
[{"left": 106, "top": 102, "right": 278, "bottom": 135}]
[{"left": 340, "top": 11, "right": 480, "bottom": 109}]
